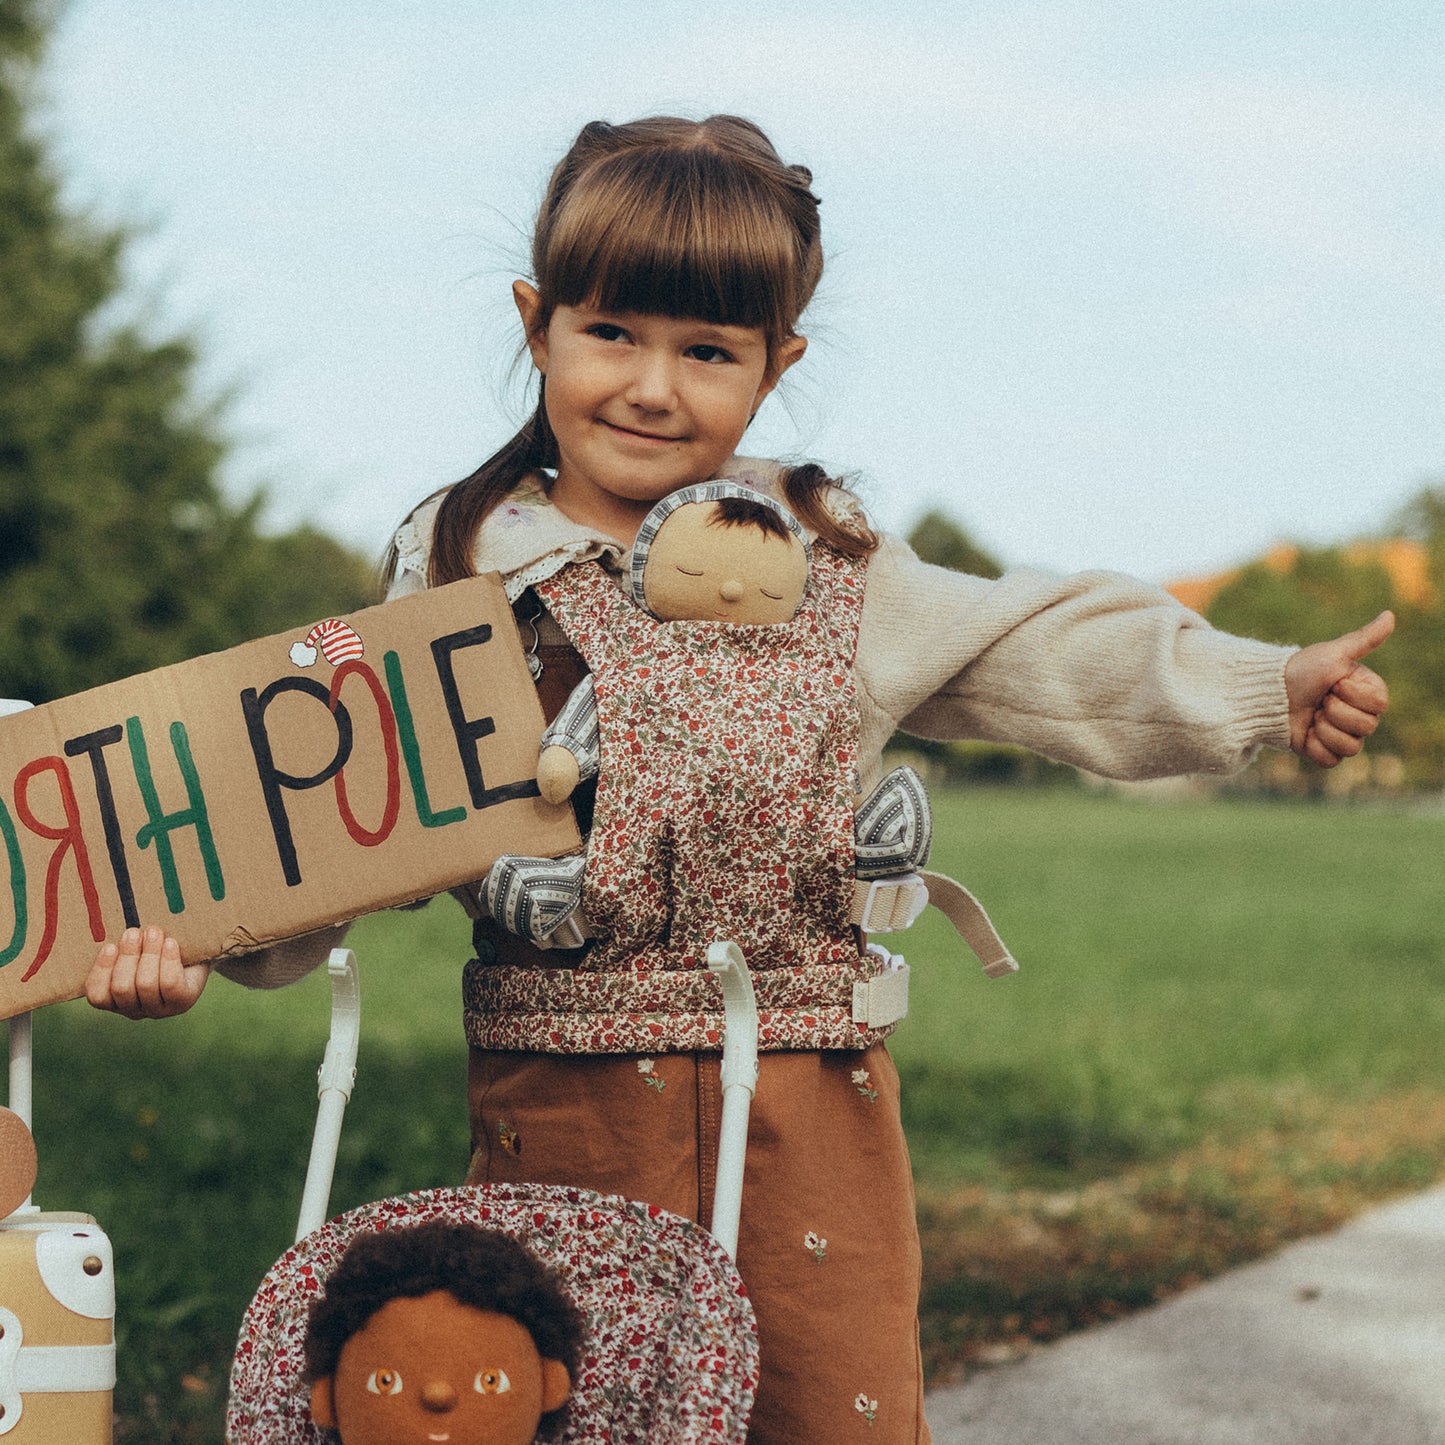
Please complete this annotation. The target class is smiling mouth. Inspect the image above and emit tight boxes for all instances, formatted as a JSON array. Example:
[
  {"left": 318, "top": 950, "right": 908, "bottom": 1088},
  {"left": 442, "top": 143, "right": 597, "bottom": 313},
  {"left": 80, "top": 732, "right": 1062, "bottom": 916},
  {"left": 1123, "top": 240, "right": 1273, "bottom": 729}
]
[{"left": 600, "top": 421, "right": 683, "bottom": 442}]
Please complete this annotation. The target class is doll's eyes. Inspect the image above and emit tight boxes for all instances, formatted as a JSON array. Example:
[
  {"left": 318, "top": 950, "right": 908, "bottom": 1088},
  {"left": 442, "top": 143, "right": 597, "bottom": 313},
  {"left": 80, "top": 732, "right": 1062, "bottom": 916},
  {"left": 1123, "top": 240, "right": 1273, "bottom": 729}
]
[
  {"left": 475, "top": 1368, "right": 512, "bottom": 1394},
  {"left": 367, "top": 1368, "right": 403, "bottom": 1395},
  {"left": 674, "top": 566, "right": 704, "bottom": 577},
  {"left": 760, "top": 588, "right": 784, "bottom": 600}
]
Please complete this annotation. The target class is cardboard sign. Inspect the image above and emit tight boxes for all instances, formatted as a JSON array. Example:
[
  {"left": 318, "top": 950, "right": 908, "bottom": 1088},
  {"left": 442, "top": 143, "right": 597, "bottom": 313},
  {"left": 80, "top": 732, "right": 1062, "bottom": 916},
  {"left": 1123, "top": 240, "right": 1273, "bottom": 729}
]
[{"left": 0, "top": 572, "right": 579, "bottom": 1017}]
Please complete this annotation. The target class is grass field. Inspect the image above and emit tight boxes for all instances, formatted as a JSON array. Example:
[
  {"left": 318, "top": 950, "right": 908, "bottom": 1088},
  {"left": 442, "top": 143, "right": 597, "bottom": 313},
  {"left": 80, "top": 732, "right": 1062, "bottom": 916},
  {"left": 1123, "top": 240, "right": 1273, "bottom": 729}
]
[{"left": 23, "top": 787, "right": 1445, "bottom": 1441}]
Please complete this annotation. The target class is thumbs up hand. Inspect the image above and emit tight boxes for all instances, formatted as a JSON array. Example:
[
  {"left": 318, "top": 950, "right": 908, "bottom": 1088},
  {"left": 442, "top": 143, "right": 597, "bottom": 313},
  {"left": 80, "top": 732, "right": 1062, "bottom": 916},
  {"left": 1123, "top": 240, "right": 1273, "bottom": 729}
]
[{"left": 1283, "top": 610, "right": 1394, "bottom": 767}]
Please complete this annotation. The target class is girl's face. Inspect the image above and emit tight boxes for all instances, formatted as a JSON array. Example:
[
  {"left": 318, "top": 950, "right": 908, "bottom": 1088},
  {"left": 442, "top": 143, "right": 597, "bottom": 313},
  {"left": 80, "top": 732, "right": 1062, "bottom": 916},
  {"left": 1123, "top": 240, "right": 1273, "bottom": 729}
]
[{"left": 514, "top": 282, "right": 805, "bottom": 541}]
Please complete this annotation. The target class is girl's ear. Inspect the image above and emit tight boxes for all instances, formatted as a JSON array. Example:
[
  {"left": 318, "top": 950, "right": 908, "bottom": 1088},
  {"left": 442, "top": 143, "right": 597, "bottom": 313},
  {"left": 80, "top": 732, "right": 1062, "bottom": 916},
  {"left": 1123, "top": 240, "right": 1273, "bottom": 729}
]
[
  {"left": 753, "top": 334, "right": 808, "bottom": 413},
  {"left": 773, "top": 333, "right": 808, "bottom": 378},
  {"left": 513, "top": 280, "right": 549, "bottom": 374}
]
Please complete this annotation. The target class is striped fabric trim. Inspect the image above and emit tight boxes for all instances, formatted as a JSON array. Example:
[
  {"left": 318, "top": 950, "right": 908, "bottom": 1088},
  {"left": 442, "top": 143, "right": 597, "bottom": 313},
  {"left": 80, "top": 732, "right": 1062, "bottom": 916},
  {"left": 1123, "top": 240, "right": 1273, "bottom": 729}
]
[
  {"left": 481, "top": 852, "right": 587, "bottom": 943},
  {"left": 853, "top": 766, "right": 933, "bottom": 878},
  {"left": 538, "top": 673, "right": 600, "bottom": 781}
]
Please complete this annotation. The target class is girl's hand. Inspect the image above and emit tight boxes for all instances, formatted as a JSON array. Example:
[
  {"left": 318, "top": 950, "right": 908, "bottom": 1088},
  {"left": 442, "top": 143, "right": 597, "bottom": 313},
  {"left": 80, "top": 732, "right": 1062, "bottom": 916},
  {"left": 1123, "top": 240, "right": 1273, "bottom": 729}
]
[
  {"left": 85, "top": 926, "right": 210, "bottom": 1019},
  {"left": 1283, "top": 611, "right": 1394, "bottom": 767}
]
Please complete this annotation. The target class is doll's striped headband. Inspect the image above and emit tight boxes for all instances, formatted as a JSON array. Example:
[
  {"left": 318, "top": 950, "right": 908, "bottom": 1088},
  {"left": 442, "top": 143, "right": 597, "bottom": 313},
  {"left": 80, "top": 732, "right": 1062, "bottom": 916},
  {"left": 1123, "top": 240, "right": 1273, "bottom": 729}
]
[{"left": 627, "top": 481, "right": 809, "bottom": 611}]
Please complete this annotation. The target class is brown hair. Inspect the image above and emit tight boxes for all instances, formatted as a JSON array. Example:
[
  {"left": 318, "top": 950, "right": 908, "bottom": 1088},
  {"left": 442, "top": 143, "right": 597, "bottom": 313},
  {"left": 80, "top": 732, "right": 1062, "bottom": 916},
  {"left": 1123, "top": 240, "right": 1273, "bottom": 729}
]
[{"left": 396, "top": 114, "right": 874, "bottom": 590}]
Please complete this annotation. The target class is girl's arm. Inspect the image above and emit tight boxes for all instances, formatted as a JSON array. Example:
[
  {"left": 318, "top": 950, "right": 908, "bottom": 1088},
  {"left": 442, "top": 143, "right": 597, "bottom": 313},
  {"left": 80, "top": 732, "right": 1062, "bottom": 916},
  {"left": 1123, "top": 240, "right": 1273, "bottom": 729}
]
[
  {"left": 857, "top": 532, "right": 1385, "bottom": 781},
  {"left": 85, "top": 921, "right": 349, "bottom": 1018}
]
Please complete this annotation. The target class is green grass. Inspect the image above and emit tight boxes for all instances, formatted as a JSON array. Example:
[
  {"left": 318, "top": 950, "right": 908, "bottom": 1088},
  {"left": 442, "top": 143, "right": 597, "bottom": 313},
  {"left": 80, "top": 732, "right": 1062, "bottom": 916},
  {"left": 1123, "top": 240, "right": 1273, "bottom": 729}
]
[
  {"left": 20, "top": 788, "right": 1445, "bottom": 1439},
  {"left": 894, "top": 787, "right": 1445, "bottom": 1184}
]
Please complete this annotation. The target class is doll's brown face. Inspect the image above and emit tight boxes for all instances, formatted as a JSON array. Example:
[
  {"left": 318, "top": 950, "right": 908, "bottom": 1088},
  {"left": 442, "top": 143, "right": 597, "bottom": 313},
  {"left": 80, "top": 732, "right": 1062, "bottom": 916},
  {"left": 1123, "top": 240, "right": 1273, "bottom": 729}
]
[
  {"left": 642, "top": 501, "right": 808, "bottom": 625},
  {"left": 311, "top": 1290, "right": 570, "bottom": 1445}
]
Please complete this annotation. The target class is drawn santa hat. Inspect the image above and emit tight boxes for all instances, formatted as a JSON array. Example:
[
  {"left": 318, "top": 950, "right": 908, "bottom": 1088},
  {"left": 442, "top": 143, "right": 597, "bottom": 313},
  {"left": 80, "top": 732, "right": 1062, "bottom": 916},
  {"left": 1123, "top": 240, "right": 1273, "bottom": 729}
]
[{"left": 289, "top": 618, "right": 364, "bottom": 668}]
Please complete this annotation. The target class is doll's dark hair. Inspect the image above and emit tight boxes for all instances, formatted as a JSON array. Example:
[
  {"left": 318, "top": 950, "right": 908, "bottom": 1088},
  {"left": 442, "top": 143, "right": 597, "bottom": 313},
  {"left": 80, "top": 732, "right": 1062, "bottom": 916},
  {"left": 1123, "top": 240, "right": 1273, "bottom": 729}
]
[
  {"left": 709, "top": 494, "right": 794, "bottom": 542},
  {"left": 389, "top": 114, "right": 875, "bottom": 591},
  {"left": 303, "top": 1221, "right": 585, "bottom": 1438}
]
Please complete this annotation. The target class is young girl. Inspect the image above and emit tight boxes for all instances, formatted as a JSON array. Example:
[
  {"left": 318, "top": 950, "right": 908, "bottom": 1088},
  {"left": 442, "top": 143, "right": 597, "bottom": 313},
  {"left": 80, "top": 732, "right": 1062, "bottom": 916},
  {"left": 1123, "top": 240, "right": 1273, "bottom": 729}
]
[{"left": 89, "top": 115, "right": 1392, "bottom": 1442}]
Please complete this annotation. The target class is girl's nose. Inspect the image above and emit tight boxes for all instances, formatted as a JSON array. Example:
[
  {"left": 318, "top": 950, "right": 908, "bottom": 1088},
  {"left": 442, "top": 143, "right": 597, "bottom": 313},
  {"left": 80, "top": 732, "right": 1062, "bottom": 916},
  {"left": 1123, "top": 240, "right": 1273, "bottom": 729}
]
[
  {"left": 719, "top": 579, "right": 745, "bottom": 603},
  {"left": 625, "top": 352, "right": 678, "bottom": 410},
  {"left": 420, "top": 1380, "right": 457, "bottom": 1413}
]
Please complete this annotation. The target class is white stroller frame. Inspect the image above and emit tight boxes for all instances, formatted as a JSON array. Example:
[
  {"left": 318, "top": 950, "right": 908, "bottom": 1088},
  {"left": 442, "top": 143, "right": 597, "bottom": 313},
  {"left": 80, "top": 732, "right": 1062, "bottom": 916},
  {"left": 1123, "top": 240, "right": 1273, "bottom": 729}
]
[{"left": 293, "top": 938, "right": 760, "bottom": 1252}]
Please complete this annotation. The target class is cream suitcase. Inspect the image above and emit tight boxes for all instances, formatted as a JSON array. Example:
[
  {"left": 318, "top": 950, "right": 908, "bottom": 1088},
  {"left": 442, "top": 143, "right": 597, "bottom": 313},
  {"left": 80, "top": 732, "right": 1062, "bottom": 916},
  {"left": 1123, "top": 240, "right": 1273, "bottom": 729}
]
[
  {"left": 0, "top": 1009, "right": 114, "bottom": 1444},
  {"left": 0, "top": 1210, "right": 114, "bottom": 1442}
]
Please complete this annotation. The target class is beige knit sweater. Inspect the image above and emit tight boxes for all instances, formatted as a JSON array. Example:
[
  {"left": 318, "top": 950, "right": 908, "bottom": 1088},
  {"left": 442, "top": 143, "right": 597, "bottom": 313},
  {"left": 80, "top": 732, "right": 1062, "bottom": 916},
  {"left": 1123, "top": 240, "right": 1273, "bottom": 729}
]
[{"left": 217, "top": 462, "right": 1292, "bottom": 990}]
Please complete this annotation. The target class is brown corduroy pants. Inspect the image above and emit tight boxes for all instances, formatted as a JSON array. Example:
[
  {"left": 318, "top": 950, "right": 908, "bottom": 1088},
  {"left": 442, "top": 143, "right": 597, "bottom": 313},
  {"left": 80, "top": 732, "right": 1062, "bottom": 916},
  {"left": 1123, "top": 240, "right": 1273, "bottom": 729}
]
[{"left": 466, "top": 1042, "right": 930, "bottom": 1443}]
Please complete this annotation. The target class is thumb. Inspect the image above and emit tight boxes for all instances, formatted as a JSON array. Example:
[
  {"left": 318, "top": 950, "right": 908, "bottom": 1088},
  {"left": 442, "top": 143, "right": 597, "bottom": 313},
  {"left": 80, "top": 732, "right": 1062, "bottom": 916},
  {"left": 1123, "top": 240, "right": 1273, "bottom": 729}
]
[{"left": 1337, "top": 610, "right": 1395, "bottom": 662}]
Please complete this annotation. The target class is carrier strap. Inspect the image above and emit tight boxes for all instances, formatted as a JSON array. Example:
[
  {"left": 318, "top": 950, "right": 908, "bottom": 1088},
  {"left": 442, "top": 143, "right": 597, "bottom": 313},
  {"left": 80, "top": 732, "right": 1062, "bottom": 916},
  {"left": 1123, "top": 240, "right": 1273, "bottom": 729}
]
[{"left": 849, "top": 871, "right": 1019, "bottom": 978}]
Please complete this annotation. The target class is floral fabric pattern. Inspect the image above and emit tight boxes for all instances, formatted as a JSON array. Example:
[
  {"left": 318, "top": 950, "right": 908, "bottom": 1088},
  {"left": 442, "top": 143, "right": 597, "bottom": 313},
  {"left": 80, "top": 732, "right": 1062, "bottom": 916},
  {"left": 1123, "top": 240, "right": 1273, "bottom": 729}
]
[
  {"left": 227, "top": 1184, "right": 758, "bottom": 1444},
  {"left": 466, "top": 543, "right": 894, "bottom": 1055}
]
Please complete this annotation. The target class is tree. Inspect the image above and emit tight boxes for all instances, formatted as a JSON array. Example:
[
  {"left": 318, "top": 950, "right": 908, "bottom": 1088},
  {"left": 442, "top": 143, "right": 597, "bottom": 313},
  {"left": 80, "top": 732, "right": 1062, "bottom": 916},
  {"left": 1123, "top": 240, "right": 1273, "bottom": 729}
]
[
  {"left": 1205, "top": 547, "right": 1396, "bottom": 651},
  {"left": 1383, "top": 481, "right": 1445, "bottom": 785},
  {"left": 0, "top": 0, "right": 372, "bottom": 706},
  {"left": 906, "top": 508, "right": 1003, "bottom": 579}
]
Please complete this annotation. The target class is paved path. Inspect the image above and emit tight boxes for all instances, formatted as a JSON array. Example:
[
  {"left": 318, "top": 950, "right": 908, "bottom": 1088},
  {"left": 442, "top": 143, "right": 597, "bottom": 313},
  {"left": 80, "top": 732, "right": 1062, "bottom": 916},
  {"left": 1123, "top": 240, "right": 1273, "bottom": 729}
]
[{"left": 926, "top": 1184, "right": 1445, "bottom": 1444}]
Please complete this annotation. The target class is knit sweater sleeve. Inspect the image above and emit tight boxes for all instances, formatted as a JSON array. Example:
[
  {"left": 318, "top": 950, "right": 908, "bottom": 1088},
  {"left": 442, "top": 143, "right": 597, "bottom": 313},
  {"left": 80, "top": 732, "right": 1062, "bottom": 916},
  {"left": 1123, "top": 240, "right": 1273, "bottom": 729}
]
[
  {"left": 856, "top": 531, "right": 1293, "bottom": 781},
  {"left": 212, "top": 923, "right": 351, "bottom": 990}
]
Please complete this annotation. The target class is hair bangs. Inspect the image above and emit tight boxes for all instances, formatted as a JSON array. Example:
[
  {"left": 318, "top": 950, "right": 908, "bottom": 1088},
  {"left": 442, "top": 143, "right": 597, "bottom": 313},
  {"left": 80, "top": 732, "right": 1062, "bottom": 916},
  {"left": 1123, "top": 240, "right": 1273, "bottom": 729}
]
[{"left": 543, "top": 146, "right": 804, "bottom": 342}]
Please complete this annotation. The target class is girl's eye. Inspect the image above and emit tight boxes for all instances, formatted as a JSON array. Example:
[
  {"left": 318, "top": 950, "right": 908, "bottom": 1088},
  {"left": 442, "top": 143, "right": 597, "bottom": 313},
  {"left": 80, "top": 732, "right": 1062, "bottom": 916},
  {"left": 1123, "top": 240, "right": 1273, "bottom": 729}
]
[
  {"left": 586, "top": 323, "right": 627, "bottom": 342},
  {"left": 686, "top": 344, "right": 734, "bottom": 364},
  {"left": 367, "top": 1368, "right": 403, "bottom": 1395},
  {"left": 475, "top": 1368, "right": 512, "bottom": 1395}
]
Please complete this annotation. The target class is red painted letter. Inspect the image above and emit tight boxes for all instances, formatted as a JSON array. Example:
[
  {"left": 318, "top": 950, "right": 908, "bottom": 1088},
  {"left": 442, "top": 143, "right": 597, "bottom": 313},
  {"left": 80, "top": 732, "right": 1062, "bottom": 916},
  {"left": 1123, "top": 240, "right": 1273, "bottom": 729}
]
[
  {"left": 328, "top": 661, "right": 401, "bottom": 847},
  {"left": 13, "top": 757, "right": 105, "bottom": 981}
]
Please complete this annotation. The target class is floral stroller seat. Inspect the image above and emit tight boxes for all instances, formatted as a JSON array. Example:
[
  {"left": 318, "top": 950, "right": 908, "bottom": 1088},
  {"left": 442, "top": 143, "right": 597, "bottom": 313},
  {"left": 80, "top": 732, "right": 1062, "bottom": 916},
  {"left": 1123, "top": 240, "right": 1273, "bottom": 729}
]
[
  {"left": 227, "top": 947, "right": 762, "bottom": 1444},
  {"left": 227, "top": 1182, "right": 758, "bottom": 1444}
]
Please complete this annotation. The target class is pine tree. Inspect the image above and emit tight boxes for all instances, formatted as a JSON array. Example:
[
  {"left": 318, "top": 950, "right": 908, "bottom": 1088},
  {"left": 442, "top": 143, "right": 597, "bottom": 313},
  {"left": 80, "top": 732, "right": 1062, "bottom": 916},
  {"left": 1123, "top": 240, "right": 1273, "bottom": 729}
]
[
  {"left": 0, "top": 0, "right": 371, "bottom": 705},
  {"left": 906, "top": 508, "right": 1003, "bottom": 579}
]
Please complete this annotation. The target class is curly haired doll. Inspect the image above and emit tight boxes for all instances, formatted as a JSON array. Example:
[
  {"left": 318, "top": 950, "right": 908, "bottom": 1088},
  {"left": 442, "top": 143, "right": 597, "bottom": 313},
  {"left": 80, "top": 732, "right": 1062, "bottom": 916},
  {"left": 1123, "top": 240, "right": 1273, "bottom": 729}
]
[{"left": 305, "top": 1221, "right": 584, "bottom": 1445}]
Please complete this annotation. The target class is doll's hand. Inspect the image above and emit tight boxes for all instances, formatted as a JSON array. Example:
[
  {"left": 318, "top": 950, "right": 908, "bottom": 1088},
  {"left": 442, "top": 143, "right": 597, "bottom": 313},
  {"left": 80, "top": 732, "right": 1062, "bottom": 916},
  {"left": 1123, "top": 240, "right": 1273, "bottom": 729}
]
[
  {"left": 537, "top": 745, "right": 582, "bottom": 805},
  {"left": 1284, "top": 611, "right": 1393, "bottom": 767},
  {"left": 85, "top": 926, "right": 209, "bottom": 1019}
]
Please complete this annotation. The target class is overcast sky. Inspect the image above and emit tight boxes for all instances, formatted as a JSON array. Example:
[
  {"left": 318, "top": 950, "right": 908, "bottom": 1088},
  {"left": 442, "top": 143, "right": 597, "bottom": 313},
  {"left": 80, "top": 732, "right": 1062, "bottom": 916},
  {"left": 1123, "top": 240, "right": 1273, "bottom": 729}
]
[{"left": 39, "top": 0, "right": 1445, "bottom": 583}]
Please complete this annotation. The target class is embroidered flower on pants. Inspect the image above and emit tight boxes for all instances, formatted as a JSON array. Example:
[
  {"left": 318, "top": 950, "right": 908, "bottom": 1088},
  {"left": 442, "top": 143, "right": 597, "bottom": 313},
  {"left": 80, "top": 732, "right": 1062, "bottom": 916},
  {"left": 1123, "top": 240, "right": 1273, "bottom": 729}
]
[
  {"left": 852, "top": 1068, "right": 878, "bottom": 1103},
  {"left": 638, "top": 1058, "right": 666, "bottom": 1093},
  {"left": 854, "top": 1392, "right": 878, "bottom": 1425},
  {"left": 803, "top": 1231, "right": 828, "bottom": 1263}
]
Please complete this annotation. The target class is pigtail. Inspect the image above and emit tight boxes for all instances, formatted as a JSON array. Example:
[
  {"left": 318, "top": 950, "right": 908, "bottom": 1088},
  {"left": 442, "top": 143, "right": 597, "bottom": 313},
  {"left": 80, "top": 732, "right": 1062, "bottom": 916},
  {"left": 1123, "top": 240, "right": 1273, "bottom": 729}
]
[
  {"left": 381, "top": 393, "right": 557, "bottom": 592},
  {"left": 780, "top": 463, "right": 878, "bottom": 558}
]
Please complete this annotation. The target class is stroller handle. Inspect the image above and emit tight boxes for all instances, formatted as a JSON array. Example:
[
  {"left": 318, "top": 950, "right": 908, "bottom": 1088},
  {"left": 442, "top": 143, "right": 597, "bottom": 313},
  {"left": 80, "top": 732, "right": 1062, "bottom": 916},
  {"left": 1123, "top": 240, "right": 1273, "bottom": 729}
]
[
  {"left": 706, "top": 942, "right": 759, "bottom": 1261},
  {"left": 295, "top": 948, "right": 360, "bottom": 1242}
]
